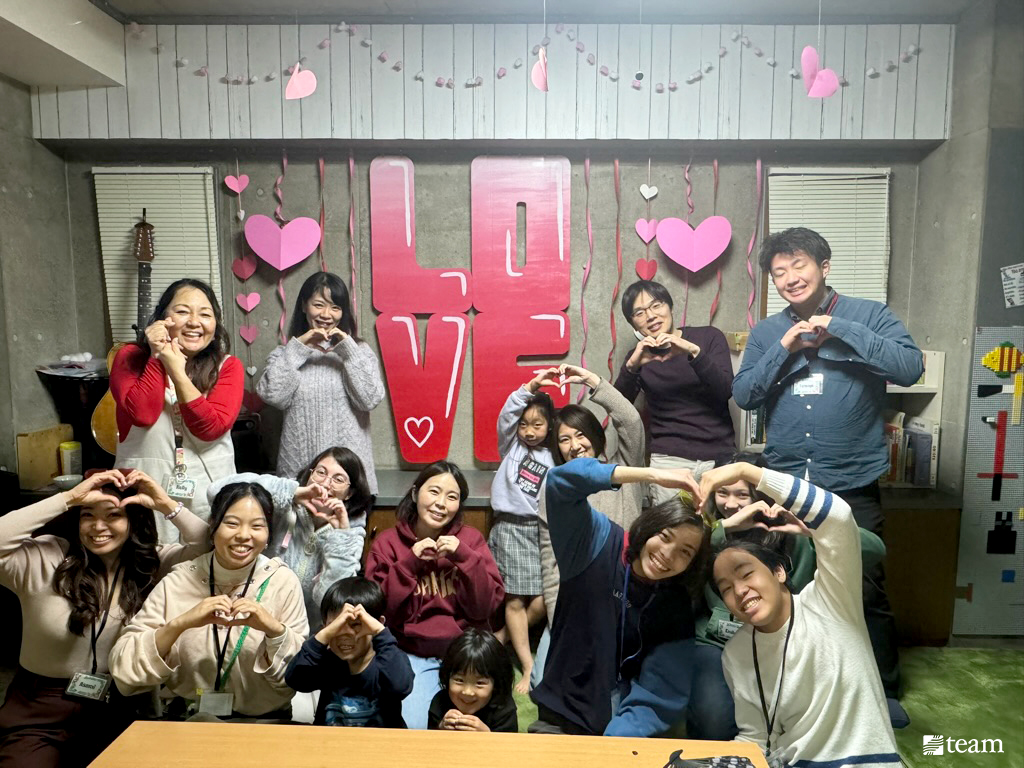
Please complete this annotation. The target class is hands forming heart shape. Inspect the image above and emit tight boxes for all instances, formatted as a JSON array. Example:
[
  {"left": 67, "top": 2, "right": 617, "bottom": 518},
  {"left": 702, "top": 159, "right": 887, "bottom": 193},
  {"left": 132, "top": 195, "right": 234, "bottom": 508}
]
[
  {"left": 412, "top": 535, "right": 460, "bottom": 561},
  {"left": 64, "top": 468, "right": 177, "bottom": 513},
  {"left": 300, "top": 326, "right": 346, "bottom": 352}
]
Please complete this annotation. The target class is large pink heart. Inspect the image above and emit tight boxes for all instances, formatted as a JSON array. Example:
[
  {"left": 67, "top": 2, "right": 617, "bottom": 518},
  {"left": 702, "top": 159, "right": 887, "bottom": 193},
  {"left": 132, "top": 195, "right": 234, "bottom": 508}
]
[
  {"left": 244, "top": 215, "right": 321, "bottom": 272},
  {"left": 801, "top": 46, "right": 839, "bottom": 98},
  {"left": 285, "top": 64, "right": 317, "bottom": 100},
  {"left": 655, "top": 216, "right": 733, "bottom": 273},
  {"left": 236, "top": 292, "right": 261, "bottom": 312},
  {"left": 635, "top": 218, "right": 658, "bottom": 244},
  {"left": 224, "top": 174, "right": 249, "bottom": 194},
  {"left": 239, "top": 325, "right": 260, "bottom": 344},
  {"left": 531, "top": 47, "right": 548, "bottom": 92},
  {"left": 231, "top": 253, "right": 257, "bottom": 280}
]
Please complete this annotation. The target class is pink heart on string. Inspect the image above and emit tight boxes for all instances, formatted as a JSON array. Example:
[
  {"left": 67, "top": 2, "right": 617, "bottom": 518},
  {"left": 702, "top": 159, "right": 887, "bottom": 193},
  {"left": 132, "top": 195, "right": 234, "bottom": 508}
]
[
  {"left": 800, "top": 46, "right": 839, "bottom": 98},
  {"left": 655, "top": 216, "right": 733, "bottom": 273},
  {"left": 285, "top": 63, "right": 317, "bottom": 99},
  {"left": 244, "top": 215, "right": 322, "bottom": 272},
  {"left": 236, "top": 292, "right": 261, "bottom": 312},
  {"left": 224, "top": 174, "right": 249, "bottom": 194},
  {"left": 635, "top": 258, "right": 659, "bottom": 281},
  {"left": 635, "top": 218, "right": 659, "bottom": 244},
  {"left": 239, "top": 325, "right": 260, "bottom": 344},
  {"left": 531, "top": 47, "right": 548, "bottom": 92},
  {"left": 231, "top": 253, "right": 257, "bottom": 280}
]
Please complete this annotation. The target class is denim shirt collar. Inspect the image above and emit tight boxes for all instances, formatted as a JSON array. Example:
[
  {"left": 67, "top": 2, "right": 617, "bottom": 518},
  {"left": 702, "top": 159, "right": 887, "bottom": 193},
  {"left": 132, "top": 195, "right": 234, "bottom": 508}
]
[{"left": 785, "top": 287, "right": 836, "bottom": 323}]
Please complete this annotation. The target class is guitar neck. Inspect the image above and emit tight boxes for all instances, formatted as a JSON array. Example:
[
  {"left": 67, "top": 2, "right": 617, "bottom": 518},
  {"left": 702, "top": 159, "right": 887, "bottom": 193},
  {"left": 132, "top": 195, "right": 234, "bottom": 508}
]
[{"left": 137, "top": 262, "right": 152, "bottom": 330}]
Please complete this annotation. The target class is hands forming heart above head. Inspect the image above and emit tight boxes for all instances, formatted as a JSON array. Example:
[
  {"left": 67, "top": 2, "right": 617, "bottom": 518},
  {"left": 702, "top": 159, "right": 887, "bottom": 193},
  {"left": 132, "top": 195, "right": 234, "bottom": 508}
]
[{"left": 64, "top": 469, "right": 180, "bottom": 516}]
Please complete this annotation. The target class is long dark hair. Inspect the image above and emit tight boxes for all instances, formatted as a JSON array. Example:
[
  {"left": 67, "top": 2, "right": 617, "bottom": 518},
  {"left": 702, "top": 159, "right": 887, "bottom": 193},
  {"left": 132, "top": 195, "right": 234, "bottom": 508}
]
[
  {"left": 297, "top": 446, "right": 375, "bottom": 521},
  {"left": 552, "top": 405, "right": 607, "bottom": 465},
  {"left": 395, "top": 461, "right": 468, "bottom": 530},
  {"left": 625, "top": 495, "right": 710, "bottom": 597},
  {"left": 287, "top": 271, "right": 359, "bottom": 341},
  {"left": 52, "top": 488, "right": 161, "bottom": 636},
  {"left": 209, "top": 482, "right": 275, "bottom": 549},
  {"left": 136, "top": 278, "right": 229, "bottom": 393},
  {"left": 439, "top": 629, "right": 514, "bottom": 703}
]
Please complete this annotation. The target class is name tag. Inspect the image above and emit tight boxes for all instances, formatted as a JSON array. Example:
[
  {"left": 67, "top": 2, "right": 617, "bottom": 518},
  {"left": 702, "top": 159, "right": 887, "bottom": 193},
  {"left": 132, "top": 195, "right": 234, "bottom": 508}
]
[
  {"left": 66, "top": 672, "right": 111, "bottom": 702},
  {"left": 164, "top": 473, "right": 197, "bottom": 500},
  {"left": 792, "top": 373, "right": 823, "bottom": 396},
  {"left": 717, "top": 618, "right": 744, "bottom": 641},
  {"left": 198, "top": 691, "right": 234, "bottom": 717}
]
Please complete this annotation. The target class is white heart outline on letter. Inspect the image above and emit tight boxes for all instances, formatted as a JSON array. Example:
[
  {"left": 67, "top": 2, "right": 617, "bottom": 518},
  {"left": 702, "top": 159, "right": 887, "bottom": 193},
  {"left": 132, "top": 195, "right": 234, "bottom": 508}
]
[{"left": 404, "top": 416, "right": 435, "bottom": 448}]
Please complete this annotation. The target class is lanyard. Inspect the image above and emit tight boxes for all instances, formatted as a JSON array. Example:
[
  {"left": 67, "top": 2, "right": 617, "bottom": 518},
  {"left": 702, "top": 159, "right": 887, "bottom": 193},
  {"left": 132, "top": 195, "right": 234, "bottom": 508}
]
[
  {"left": 169, "top": 399, "right": 187, "bottom": 474},
  {"left": 90, "top": 562, "right": 124, "bottom": 675},
  {"left": 210, "top": 557, "right": 259, "bottom": 692},
  {"left": 752, "top": 592, "right": 796, "bottom": 756},
  {"left": 616, "top": 562, "right": 631, "bottom": 682}
]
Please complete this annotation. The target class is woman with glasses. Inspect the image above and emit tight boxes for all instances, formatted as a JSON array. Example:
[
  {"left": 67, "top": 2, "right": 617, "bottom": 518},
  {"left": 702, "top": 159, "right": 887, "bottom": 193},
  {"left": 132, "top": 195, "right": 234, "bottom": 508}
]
[
  {"left": 207, "top": 446, "right": 372, "bottom": 625},
  {"left": 613, "top": 280, "right": 736, "bottom": 505}
]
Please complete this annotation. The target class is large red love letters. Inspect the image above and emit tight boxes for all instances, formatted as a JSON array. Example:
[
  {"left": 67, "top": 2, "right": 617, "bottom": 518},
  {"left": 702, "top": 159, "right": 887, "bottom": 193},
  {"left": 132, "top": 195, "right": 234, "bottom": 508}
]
[{"left": 371, "top": 156, "right": 571, "bottom": 462}]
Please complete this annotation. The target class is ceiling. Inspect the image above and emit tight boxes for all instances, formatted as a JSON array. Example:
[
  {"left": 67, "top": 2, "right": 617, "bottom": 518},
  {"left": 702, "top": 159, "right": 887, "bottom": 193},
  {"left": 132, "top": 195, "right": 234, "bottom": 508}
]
[{"left": 91, "top": 0, "right": 979, "bottom": 25}]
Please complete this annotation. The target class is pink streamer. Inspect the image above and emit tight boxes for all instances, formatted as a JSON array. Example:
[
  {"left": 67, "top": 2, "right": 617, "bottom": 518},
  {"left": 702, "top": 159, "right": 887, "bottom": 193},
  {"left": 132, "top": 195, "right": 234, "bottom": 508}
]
[
  {"left": 318, "top": 157, "right": 327, "bottom": 272},
  {"left": 746, "top": 158, "right": 764, "bottom": 329},
  {"left": 577, "top": 156, "right": 594, "bottom": 403},
  {"left": 348, "top": 153, "right": 358, "bottom": 319},
  {"left": 681, "top": 160, "right": 695, "bottom": 329},
  {"left": 608, "top": 159, "right": 623, "bottom": 379},
  {"left": 277, "top": 277, "right": 287, "bottom": 344},
  {"left": 273, "top": 151, "right": 288, "bottom": 225},
  {"left": 710, "top": 159, "right": 722, "bottom": 324}
]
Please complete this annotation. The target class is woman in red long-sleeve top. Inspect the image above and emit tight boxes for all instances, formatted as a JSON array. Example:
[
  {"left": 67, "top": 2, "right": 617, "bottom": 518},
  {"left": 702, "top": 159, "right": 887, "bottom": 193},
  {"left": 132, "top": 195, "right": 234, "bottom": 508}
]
[
  {"left": 111, "top": 278, "right": 242, "bottom": 541},
  {"left": 366, "top": 461, "right": 505, "bottom": 730}
]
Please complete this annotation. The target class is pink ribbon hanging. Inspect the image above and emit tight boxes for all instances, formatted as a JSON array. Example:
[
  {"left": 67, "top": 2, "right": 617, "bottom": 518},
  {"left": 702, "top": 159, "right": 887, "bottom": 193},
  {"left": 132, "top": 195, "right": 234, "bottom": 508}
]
[
  {"left": 348, "top": 153, "right": 359, "bottom": 318},
  {"left": 578, "top": 156, "right": 595, "bottom": 402},
  {"left": 681, "top": 160, "right": 695, "bottom": 328},
  {"left": 709, "top": 158, "right": 722, "bottom": 324},
  {"left": 274, "top": 150, "right": 289, "bottom": 343},
  {"left": 607, "top": 159, "right": 623, "bottom": 379},
  {"left": 318, "top": 157, "right": 327, "bottom": 272},
  {"left": 746, "top": 158, "right": 764, "bottom": 329}
]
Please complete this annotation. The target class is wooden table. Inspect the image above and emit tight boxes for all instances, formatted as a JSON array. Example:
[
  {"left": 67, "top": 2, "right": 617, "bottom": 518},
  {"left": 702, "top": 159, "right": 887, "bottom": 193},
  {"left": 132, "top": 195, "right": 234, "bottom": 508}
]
[{"left": 91, "top": 722, "right": 770, "bottom": 768}]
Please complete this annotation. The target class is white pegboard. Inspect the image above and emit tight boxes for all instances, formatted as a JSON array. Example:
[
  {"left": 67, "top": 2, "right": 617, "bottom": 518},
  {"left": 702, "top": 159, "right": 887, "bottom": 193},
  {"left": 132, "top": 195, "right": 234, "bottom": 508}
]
[{"left": 952, "top": 326, "right": 1024, "bottom": 635}]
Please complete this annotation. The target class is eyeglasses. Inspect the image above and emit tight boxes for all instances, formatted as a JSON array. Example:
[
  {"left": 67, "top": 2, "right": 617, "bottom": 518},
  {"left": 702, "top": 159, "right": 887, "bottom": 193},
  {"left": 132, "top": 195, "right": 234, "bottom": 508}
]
[
  {"left": 631, "top": 300, "right": 666, "bottom": 320},
  {"left": 311, "top": 466, "right": 351, "bottom": 490}
]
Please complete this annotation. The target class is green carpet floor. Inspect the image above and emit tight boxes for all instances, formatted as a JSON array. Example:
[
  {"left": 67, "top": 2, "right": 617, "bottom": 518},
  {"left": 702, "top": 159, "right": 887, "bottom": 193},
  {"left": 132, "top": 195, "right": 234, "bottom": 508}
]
[{"left": 512, "top": 648, "right": 1024, "bottom": 768}]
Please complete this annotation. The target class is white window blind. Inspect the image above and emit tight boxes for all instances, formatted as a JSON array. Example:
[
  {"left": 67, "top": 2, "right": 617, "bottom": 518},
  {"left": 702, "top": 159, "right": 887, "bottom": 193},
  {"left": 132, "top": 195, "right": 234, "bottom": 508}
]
[
  {"left": 93, "top": 167, "right": 222, "bottom": 344},
  {"left": 765, "top": 167, "right": 891, "bottom": 316}
]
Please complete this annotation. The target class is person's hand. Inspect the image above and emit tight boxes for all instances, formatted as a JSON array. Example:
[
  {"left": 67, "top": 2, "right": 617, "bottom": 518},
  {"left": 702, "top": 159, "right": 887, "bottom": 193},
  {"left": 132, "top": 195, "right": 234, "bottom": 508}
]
[
  {"left": 781, "top": 321, "right": 826, "bottom": 353},
  {"left": 723, "top": 500, "right": 775, "bottom": 532},
  {"left": 435, "top": 535, "right": 461, "bottom": 559},
  {"left": 157, "top": 337, "right": 188, "bottom": 374},
  {"left": 807, "top": 314, "right": 833, "bottom": 341},
  {"left": 297, "top": 328, "right": 330, "bottom": 349},
  {"left": 295, "top": 483, "right": 330, "bottom": 515},
  {"left": 227, "top": 597, "right": 285, "bottom": 637},
  {"left": 558, "top": 363, "right": 600, "bottom": 390},
  {"left": 649, "top": 468, "right": 703, "bottom": 507},
  {"left": 699, "top": 463, "right": 757, "bottom": 512},
  {"left": 310, "top": 497, "right": 349, "bottom": 529},
  {"left": 526, "top": 366, "right": 561, "bottom": 394},
  {"left": 144, "top": 318, "right": 175, "bottom": 357},
  {"left": 120, "top": 469, "right": 177, "bottom": 516},
  {"left": 350, "top": 604, "right": 385, "bottom": 637},
  {"left": 655, "top": 332, "right": 700, "bottom": 359},
  {"left": 63, "top": 469, "right": 127, "bottom": 508},
  {"left": 440, "top": 710, "right": 490, "bottom": 731},
  {"left": 175, "top": 595, "right": 235, "bottom": 630},
  {"left": 412, "top": 538, "right": 438, "bottom": 560},
  {"left": 752, "top": 505, "right": 812, "bottom": 537},
  {"left": 326, "top": 327, "right": 347, "bottom": 348}
]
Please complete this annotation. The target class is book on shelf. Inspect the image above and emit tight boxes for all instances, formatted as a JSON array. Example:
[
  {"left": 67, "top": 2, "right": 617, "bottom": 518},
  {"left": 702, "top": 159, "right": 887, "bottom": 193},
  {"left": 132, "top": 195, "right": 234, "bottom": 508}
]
[
  {"left": 905, "top": 415, "right": 939, "bottom": 488},
  {"left": 883, "top": 410, "right": 906, "bottom": 484},
  {"left": 881, "top": 411, "right": 939, "bottom": 488}
]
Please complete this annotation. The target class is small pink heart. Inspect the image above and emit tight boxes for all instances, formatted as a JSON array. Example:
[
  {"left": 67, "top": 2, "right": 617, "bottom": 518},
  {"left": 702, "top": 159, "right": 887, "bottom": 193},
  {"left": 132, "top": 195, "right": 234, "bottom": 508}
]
[
  {"left": 635, "top": 218, "right": 659, "bottom": 244},
  {"left": 531, "top": 47, "right": 548, "bottom": 92},
  {"left": 655, "top": 216, "right": 733, "bottom": 273},
  {"left": 635, "top": 258, "right": 658, "bottom": 281},
  {"left": 800, "top": 46, "right": 839, "bottom": 99},
  {"left": 497, "top": 67, "right": 507, "bottom": 78},
  {"left": 231, "top": 253, "right": 257, "bottom": 280},
  {"left": 244, "top": 215, "right": 322, "bottom": 272},
  {"left": 236, "top": 292, "right": 261, "bottom": 312},
  {"left": 224, "top": 174, "right": 249, "bottom": 194},
  {"left": 285, "top": 63, "right": 317, "bottom": 100},
  {"left": 239, "top": 325, "right": 260, "bottom": 344}
]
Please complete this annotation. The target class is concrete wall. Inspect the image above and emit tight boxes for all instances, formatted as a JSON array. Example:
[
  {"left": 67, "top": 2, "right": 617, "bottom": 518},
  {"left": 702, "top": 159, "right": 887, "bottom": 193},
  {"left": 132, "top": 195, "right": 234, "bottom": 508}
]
[{"left": 0, "top": 74, "right": 75, "bottom": 471}]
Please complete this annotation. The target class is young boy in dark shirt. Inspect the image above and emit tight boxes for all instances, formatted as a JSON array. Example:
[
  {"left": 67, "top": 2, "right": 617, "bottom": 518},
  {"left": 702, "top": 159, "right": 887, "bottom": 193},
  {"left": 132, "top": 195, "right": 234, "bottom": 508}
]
[{"left": 285, "top": 577, "right": 413, "bottom": 727}]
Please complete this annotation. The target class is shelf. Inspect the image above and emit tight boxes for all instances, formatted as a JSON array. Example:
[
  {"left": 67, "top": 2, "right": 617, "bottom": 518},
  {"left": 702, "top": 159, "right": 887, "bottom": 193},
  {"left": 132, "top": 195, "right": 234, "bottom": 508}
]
[{"left": 887, "top": 385, "right": 939, "bottom": 394}]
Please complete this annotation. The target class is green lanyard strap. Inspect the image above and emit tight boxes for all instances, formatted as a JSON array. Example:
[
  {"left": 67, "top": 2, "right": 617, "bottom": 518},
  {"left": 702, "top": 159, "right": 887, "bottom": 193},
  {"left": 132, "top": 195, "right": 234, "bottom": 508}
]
[{"left": 216, "top": 574, "right": 274, "bottom": 691}]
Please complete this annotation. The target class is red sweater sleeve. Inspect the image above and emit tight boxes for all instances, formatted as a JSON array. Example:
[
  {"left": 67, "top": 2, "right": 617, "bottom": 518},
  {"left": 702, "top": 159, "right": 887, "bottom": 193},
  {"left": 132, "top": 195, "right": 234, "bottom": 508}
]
[
  {"left": 178, "top": 356, "right": 244, "bottom": 441},
  {"left": 448, "top": 529, "right": 505, "bottom": 623},
  {"left": 110, "top": 345, "right": 167, "bottom": 434}
]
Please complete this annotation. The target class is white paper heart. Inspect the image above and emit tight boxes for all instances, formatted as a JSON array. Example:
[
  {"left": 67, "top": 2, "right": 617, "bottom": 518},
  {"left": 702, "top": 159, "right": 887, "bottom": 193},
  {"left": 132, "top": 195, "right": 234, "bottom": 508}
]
[
  {"left": 237, "top": 209, "right": 245, "bottom": 221},
  {"left": 640, "top": 184, "right": 658, "bottom": 201},
  {"left": 246, "top": 366, "right": 257, "bottom": 376}
]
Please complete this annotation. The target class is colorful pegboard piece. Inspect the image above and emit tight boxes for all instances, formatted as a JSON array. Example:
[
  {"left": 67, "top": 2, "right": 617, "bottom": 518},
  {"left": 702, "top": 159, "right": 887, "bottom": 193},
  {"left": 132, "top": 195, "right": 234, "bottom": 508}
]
[
  {"left": 981, "top": 342, "right": 1023, "bottom": 378},
  {"left": 1002, "top": 570, "right": 1016, "bottom": 583},
  {"left": 986, "top": 511, "right": 1018, "bottom": 555},
  {"left": 977, "top": 411, "right": 1019, "bottom": 500}
]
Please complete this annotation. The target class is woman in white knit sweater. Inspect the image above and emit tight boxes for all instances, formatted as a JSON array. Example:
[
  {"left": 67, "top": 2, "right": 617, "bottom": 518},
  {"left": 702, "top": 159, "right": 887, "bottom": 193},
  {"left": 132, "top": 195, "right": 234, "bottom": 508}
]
[
  {"left": 257, "top": 272, "right": 385, "bottom": 493},
  {"left": 109, "top": 482, "right": 309, "bottom": 721},
  {"left": 701, "top": 463, "right": 900, "bottom": 768},
  {"left": 0, "top": 469, "right": 209, "bottom": 766}
]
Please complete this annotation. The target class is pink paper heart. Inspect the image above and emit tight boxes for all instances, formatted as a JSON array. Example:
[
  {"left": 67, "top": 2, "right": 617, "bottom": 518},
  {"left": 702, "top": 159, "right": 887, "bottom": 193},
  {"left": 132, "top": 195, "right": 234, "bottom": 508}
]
[
  {"left": 244, "top": 215, "right": 322, "bottom": 272},
  {"left": 231, "top": 253, "right": 257, "bottom": 280},
  {"left": 634, "top": 218, "right": 659, "bottom": 244},
  {"left": 800, "top": 45, "right": 839, "bottom": 98},
  {"left": 224, "top": 174, "right": 249, "bottom": 194},
  {"left": 655, "top": 216, "right": 733, "bottom": 273},
  {"left": 635, "top": 258, "right": 658, "bottom": 281},
  {"left": 239, "top": 325, "right": 260, "bottom": 344},
  {"left": 236, "top": 292, "right": 261, "bottom": 312},
  {"left": 531, "top": 47, "right": 548, "bottom": 92},
  {"left": 285, "top": 63, "right": 317, "bottom": 100}
]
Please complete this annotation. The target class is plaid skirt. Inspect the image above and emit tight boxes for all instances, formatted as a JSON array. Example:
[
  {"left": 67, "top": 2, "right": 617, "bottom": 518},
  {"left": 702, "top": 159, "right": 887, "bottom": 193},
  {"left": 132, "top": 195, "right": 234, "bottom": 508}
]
[{"left": 488, "top": 514, "right": 542, "bottom": 596}]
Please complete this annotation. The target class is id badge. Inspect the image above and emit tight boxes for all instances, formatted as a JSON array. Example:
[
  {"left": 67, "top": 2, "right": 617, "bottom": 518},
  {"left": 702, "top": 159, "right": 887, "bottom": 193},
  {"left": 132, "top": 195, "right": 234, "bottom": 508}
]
[
  {"left": 66, "top": 672, "right": 111, "bottom": 702},
  {"left": 164, "top": 473, "right": 197, "bottom": 500},
  {"left": 717, "top": 618, "right": 744, "bottom": 641},
  {"left": 792, "top": 372, "right": 823, "bottom": 396},
  {"left": 198, "top": 691, "right": 234, "bottom": 717}
]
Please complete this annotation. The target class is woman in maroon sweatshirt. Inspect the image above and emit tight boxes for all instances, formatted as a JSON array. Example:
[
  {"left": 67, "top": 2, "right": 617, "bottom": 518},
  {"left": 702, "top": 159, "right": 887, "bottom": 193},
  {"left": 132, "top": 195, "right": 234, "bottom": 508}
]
[{"left": 366, "top": 461, "right": 504, "bottom": 729}]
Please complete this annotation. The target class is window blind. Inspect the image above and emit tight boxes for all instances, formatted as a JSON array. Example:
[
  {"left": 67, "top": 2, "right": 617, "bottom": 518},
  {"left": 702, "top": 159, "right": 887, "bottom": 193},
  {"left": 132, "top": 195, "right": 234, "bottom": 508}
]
[
  {"left": 93, "top": 167, "right": 222, "bottom": 344},
  {"left": 765, "top": 167, "right": 891, "bottom": 316}
]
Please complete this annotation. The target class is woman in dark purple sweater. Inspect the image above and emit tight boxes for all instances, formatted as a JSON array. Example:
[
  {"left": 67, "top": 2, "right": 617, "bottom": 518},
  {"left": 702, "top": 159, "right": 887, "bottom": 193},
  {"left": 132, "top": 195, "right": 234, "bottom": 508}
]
[{"left": 613, "top": 279, "right": 736, "bottom": 506}]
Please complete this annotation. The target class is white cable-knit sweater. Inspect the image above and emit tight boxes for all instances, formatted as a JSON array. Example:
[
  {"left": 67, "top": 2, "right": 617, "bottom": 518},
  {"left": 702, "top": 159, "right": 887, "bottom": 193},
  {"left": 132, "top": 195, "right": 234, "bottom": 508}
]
[
  {"left": 256, "top": 336, "right": 385, "bottom": 493},
  {"left": 721, "top": 469, "right": 901, "bottom": 768}
]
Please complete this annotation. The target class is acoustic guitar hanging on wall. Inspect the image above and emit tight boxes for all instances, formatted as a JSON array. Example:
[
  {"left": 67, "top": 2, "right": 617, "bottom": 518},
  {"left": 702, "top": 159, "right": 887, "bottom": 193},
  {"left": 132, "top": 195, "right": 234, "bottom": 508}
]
[{"left": 91, "top": 210, "right": 156, "bottom": 455}]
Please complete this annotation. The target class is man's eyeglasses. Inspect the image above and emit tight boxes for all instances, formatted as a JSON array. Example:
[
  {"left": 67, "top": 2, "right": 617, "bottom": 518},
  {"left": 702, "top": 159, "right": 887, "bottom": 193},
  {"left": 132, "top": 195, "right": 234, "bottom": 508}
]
[
  {"left": 631, "top": 300, "right": 666, "bottom": 320},
  {"left": 311, "top": 466, "right": 351, "bottom": 490}
]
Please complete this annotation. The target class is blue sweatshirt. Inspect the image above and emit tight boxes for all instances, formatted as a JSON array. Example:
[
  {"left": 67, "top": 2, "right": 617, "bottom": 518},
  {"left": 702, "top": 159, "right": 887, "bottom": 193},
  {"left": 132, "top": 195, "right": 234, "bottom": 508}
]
[{"left": 531, "top": 459, "right": 696, "bottom": 737}]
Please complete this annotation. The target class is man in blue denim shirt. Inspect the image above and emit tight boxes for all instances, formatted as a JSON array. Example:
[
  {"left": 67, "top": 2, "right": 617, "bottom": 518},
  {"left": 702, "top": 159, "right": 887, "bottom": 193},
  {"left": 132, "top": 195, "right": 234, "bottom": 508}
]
[{"left": 733, "top": 227, "right": 923, "bottom": 728}]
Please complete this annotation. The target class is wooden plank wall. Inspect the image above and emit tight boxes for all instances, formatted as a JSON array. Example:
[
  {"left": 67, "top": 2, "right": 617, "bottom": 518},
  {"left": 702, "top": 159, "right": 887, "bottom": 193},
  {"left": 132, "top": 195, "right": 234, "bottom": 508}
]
[{"left": 33, "top": 22, "right": 954, "bottom": 141}]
